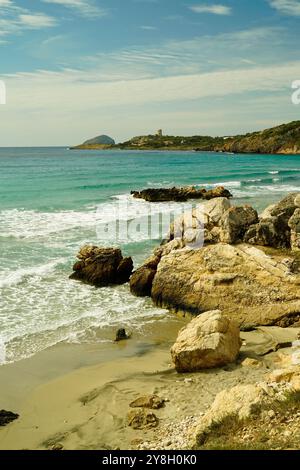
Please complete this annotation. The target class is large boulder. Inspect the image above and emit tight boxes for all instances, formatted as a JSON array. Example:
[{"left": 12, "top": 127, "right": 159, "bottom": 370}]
[
  {"left": 171, "top": 310, "right": 241, "bottom": 372},
  {"left": 151, "top": 243, "right": 300, "bottom": 327},
  {"left": 289, "top": 208, "right": 300, "bottom": 251},
  {"left": 166, "top": 197, "right": 231, "bottom": 247},
  {"left": 131, "top": 186, "right": 232, "bottom": 203},
  {"left": 219, "top": 206, "right": 259, "bottom": 244},
  {"left": 69, "top": 245, "right": 133, "bottom": 287},
  {"left": 130, "top": 252, "right": 162, "bottom": 297},
  {"left": 245, "top": 193, "right": 299, "bottom": 249}
]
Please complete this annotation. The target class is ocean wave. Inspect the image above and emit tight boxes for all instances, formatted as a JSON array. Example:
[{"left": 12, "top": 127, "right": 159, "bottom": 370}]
[
  {"left": 0, "top": 282, "right": 169, "bottom": 365},
  {"left": 0, "top": 196, "right": 186, "bottom": 240},
  {"left": 0, "top": 258, "right": 66, "bottom": 289},
  {"left": 268, "top": 171, "right": 279, "bottom": 175}
]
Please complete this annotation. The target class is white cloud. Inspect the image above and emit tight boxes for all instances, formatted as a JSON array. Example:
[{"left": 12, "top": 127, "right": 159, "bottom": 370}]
[
  {"left": 1, "top": 60, "right": 299, "bottom": 145},
  {"left": 19, "top": 14, "right": 57, "bottom": 28},
  {"left": 0, "top": 1, "right": 57, "bottom": 37},
  {"left": 190, "top": 4, "right": 232, "bottom": 15},
  {"left": 42, "top": 0, "right": 108, "bottom": 18},
  {"left": 269, "top": 0, "right": 300, "bottom": 16},
  {"left": 140, "top": 25, "right": 157, "bottom": 30}
]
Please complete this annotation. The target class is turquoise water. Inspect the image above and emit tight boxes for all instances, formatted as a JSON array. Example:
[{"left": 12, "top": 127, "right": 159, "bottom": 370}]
[{"left": 1, "top": 147, "right": 300, "bottom": 364}]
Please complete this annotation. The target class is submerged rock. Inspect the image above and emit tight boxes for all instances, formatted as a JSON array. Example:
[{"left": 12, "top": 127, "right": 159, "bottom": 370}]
[
  {"left": 171, "top": 310, "right": 241, "bottom": 372},
  {"left": 70, "top": 246, "right": 133, "bottom": 287},
  {"left": 131, "top": 186, "right": 232, "bottom": 203},
  {"left": 115, "top": 328, "right": 130, "bottom": 342},
  {"left": 0, "top": 410, "right": 19, "bottom": 427}
]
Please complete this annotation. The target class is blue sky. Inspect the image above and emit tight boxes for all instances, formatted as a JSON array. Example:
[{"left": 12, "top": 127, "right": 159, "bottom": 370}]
[{"left": 0, "top": 0, "right": 300, "bottom": 145}]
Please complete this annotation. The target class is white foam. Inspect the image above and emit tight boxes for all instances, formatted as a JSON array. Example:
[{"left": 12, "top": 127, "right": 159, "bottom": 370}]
[
  {"left": 0, "top": 195, "right": 187, "bottom": 240},
  {"left": 211, "top": 181, "right": 241, "bottom": 188},
  {"left": 268, "top": 171, "right": 279, "bottom": 175},
  {"left": 0, "top": 258, "right": 66, "bottom": 289}
]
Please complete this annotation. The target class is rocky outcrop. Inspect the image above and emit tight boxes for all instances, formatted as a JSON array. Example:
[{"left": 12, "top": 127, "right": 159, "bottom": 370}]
[
  {"left": 268, "top": 366, "right": 300, "bottom": 392},
  {"left": 130, "top": 193, "right": 300, "bottom": 327},
  {"left": 170, "top": 310, "right": 241, "bottom": 372},
  {"left": 151, "top": 243, "right": 300, "bottom": 327},
  {"left": 130, "top": 250, "right": 162, "bottom": 297},
  {"left": 131, "top": 186, "right": 232, "bottom": 203},
  {"left": 244, "top": 193, "right": 299, "bottom": 248},
  {"left": 289, "top": 208, "right": 300, "bottom": 251},
  {"left": 219, "top": 206, "right": 258, "bottom": 244},
  {"left": 191, "top": 380, "right": 293, "bottom": 447},
  {"left": 70, "top": 245, "right": 133, "bottom": 287}
]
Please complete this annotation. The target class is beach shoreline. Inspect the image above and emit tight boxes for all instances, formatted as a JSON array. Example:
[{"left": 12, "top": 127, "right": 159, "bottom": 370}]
[{"left": 1, "top": 314, "right": 299, "bottom": 450}]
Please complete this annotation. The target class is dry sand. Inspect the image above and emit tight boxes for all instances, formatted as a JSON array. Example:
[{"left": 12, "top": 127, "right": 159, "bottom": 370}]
[{"left": 0, "top": 321, "right": 299, "bottom": 451}]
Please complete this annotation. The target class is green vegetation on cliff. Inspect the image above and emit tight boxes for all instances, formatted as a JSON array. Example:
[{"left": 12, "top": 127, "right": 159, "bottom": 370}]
[
  {"left": 216, "top": 121, "right": 300, "bottom": 154},
  {"left": 71, "top": 121, "right": 300, "bottom": 154}
]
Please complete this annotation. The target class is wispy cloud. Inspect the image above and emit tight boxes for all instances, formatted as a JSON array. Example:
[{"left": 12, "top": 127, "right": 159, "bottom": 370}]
[
  {"left": 269, "top": 0, "right": 300, "bottom": 16},
  {"left": 189, "top": 4, "right": 232, "bottom": 15},
  {"left": 140, "top": 25, "right": 157, "bottom": 30},
  {"left": 19, "top": 14, "right": 57, "bottom": 28},
  {"left": 0, "top": 1, "right": 57, "bottom": 37},
  {"left": 42, "top": 0, "right": 108, "bottom": 18}
]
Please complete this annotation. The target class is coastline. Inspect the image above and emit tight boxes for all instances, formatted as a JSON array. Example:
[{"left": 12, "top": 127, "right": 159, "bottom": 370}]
[{"left": 1, "top": 317, "right": 298, "bottom": 450}]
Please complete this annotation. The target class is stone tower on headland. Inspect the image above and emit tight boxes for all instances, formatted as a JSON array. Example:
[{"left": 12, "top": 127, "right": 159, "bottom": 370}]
[{"left": 156, "top": 129, "right": 163, "bottom": 137}]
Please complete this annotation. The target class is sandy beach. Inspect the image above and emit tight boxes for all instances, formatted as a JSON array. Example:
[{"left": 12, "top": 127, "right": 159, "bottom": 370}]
[{"left": 1, "top": 313, "right": 298, "bottom": 451}]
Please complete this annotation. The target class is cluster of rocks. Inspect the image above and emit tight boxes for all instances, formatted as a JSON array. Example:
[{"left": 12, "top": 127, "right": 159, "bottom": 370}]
[
  {"left": 129, "top": 193, "right": 300, "bottom": 328},
  {"left": 131, "top": 186, "right": 232, "bottom": 203},
  {"left": 127, "top": 394, "right": 165, "bottom": 430},
  {"left": 164, "top": 192, "right": 300, "bottom": 249},
  {"left": 137, "top": 355, "right": 300, "bottom": 450}
]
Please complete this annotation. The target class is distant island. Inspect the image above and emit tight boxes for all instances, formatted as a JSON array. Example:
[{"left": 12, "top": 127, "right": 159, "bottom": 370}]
[
  {"left": 70, "top": 121, "right": 300, "bottom": 154},
  {"left": 71, "top": 134, "right": 115, "bottom": 149}
]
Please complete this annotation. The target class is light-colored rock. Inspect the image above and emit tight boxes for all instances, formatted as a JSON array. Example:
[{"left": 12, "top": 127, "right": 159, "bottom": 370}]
[
  {"left": 127, "top": 409, "right": 159, "bottom": 430},
  {"left": 220, "top": 206, "right": 258, "bottom": 244},
  {"left": 242, "top": 358, "right": 262, "bottom": 368},
  {"left": 170, "top": 310, "right": 241, "bottom": 372},
  {"left": 152, "top": 243, "right": 300, "bottom": 327},
  {"left": 289, "top": 208, "right": 300, "bottom": 251},
  {"left": 267, "top": 366, "right": 300, "bottom": 392},
  {"left": 190, "top": 381, "right": 293, "bottom": 447},
  {"left": 129, "top": 395, "right": 165, "bottom": 410},
  {"left": 166, "top": 197, "right": 231, "bottom": 249}
]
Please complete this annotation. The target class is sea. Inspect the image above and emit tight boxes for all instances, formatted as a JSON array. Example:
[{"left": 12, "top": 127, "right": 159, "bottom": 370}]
[{"left": 1, "top": 147, "right": 300, "bottom": 365}]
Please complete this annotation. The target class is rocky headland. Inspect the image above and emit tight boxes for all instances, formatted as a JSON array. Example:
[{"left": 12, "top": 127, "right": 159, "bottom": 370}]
[{"left": 71, "top": 121, "right": 300, "bottom": 154}]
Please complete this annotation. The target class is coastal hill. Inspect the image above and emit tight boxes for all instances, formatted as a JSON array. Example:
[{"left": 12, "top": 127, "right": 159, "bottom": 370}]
[
  {"left": 71, "top": 121, "right": 300, "bottom": 154},
  {"left": 71, "top": 134, "right": 115, "bottom": 149}
]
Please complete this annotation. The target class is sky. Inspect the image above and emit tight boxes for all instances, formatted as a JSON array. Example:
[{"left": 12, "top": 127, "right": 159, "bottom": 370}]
[{"left": 0, "top": 0, "right": 300, "bottom": 145}]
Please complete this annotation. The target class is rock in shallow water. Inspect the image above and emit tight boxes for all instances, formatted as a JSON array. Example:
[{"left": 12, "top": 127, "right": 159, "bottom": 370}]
[
  {"left": 69, "top": 245, "right": 133, "bottom": 287},
  {"left": 171, "top": 310, "right": 242, "bottom": 372},
  {"left": 131, "top": 186, "right": 232, "bottom": 203}
]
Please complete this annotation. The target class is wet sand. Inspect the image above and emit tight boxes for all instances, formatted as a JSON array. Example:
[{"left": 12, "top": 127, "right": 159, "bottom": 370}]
[{"left": 0, "top": 321, "right": 299, "bottom": 450}]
